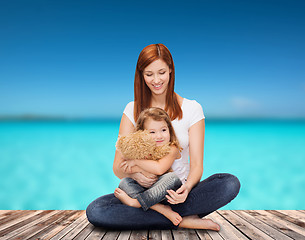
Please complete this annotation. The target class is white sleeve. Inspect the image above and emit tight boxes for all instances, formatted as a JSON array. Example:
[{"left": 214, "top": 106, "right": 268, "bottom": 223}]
[
  {"left": 123, "top": 102, "right": 136, "bottom": 126},
  {"left": 189, "top": 100, "right": 205, "bottom": 127}
]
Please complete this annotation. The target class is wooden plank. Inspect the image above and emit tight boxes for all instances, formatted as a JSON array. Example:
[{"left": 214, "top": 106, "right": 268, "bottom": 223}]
[
  {"left": 0, "top": 210, "right": 40, "bottom": 228},
  {"left": 232, "top": 210, "right": 293, "bottom": 240},
  {"left": 293, "top": 210, "right": 305, "bottom": 217},
  {"left": 101, "top": 230, "right": 120, "bottom": 240},
  {"left": 188, "top": 229, "right": 200, "bottom": 240},
  {"left": 208, "top": 211, "right": 246, "bottom": 240},
  {"left": 1, "top": 210, "right": 305, "bottom": 239},
  {"left": 9, "top": 211, "right": 69, "bottom": 240},
  {"left": 245, "top": 210, "right": 305, "bottom": 240},
  {"left": 149, "top": 230, "right": 162, "bottom": 240},
  {"left": 161, "top": 230, "right": 173, "bottom": 240},
  {"left": 27, "top": 211, "right": 79, "bottom": 240},
  {"left": 0, "top": 211, "right": 13, "bottom": 220},
  {"left": 267, "top": 210, "right": 305, "bottom": 228},
  {"left": 219, "top": 210, "right": 274, "bottom": 240},
  {"left": 31, "top": 210, "right": 82, "bottom": 240},
  {"left": 195, "top": 230, "right": 214, "bottom": 240},
  {"left": 262, "top": 210, "right": 305, "bottom": 235},
  {"left": 60, "top": 218, "right": 90, "bottom": 239},
  {"left": 0, "top": 210, "right": 23, "bottom": 225},
  {"left": 172, "top": 229, "right": 189, "bottom": 240},
  {"left": 129, "top": 230, "right": 148, "bottom": 240},
  {"left": 0, "top": 210, "right": 42, "bottom": 232},
  {"left": 277, "top": 210, "right": 305, "bottom": 222},
  {"left": 0, "top": 210, "right": 58, "bottom": 239},
  {"left": 0, "top": 211, "right": 11, "bottom": 215},
  {"left": 84, "top": 227, "right": 106, "bottom": 240},
  {"left": 172, "top": 228, "right": 199, "bottom": 240},
  {"left": 117, "top": 230, "right": 132, "bottom": 240},
  {"left": 73, "top": 222, "right": 95, "bottom": 240},
  {"left": 293, "top": 210, "right": 305, "bottom": 218},
  {"left": 49, "top": 211, "right": 87, "bottom": 240}
]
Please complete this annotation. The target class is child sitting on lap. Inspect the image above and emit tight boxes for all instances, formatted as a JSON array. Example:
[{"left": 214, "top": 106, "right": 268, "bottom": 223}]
[{"left": 114, "top": 107, "right": 183, "bottom": 226}]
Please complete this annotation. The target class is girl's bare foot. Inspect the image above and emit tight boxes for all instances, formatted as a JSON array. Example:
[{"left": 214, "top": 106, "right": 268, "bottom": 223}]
[
  {"left": 163, "top": 205, "right": 183, "bottom": 226},
  {"left": 114, "top": 188, "right": 141, "bottom": 208},
  {"left": 151, "top": 204, "right": 182, "bottom": 226},
  {"left": 179, "top": 215, "right": 220, "bottom": 231}
]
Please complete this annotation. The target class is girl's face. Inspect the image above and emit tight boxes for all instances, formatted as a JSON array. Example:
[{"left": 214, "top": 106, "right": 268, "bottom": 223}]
[
  {"left": 144, "top": 118, "right": 170, "bottom": 146},
  {"left": 143, "top": 59, "right": 171, "bottom": 97}
]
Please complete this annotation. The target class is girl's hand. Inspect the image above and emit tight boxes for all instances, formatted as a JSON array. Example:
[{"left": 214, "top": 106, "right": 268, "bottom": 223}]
[
  {"left": 166, "top": 184, "right": 190, "bottom": 204},
  {"left": 120, "top": 160, "right": 136, "bottom": 173}
]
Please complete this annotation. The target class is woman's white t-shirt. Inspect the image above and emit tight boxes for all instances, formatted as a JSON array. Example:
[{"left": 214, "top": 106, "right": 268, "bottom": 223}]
[{"left": 123, "top": 98, "right": 205, "bottom": 183}]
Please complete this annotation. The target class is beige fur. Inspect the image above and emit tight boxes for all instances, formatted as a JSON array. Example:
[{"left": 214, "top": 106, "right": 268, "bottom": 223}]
[{"left": 116, "top": 130, "right": 171, "bottom": 161}]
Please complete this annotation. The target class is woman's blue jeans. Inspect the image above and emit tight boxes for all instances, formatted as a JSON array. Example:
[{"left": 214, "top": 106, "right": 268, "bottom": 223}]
[{"left": 86, "top": 173, "right": 240, "bottom": 230}]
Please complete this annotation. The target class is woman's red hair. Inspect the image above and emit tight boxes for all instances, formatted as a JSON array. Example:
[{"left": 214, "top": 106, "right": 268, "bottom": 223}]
[{"left": 134, "top": 44, "right": 182, "bottom": 122}]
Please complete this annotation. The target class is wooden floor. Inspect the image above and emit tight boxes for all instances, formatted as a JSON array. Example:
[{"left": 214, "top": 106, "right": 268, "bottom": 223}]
[{"left": 0, "top": 210, "right": 305, "bottom": 239}]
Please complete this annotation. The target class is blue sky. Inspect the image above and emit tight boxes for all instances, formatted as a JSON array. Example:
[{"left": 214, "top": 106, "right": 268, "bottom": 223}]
[{"left": 0, "top": 0, "right": 304, "bottom": 119}]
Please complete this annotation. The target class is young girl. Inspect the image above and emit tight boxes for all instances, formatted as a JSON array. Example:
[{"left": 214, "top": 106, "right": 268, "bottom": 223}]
[{"left": 114, "top": 107, "right": 183, "bottom": 226}]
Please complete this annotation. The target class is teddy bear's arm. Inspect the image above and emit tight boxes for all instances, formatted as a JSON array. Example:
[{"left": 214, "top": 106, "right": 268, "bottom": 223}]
[{"left": 134, "top": 146, "right": 180, "bottom": 175}]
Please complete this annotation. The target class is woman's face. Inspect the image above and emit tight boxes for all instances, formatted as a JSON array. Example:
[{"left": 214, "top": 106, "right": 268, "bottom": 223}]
[{"left": 143, "top": 59, "right": 171, "bottom": 96}]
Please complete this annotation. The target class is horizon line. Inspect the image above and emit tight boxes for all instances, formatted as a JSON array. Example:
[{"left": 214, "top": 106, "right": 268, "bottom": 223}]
[{"left": 1, "top": 114, "right": 305, "bottom": 122}]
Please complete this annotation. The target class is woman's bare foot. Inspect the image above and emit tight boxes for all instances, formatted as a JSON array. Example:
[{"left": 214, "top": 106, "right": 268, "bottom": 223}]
[
  {"left": 151, "top": 204, "right": 182, "bottom": 226},
  {"left": 179, "top": 215, "right": 220, "bottom": 231},
  {"left": 114, "top": 188, "right": 141, "bottom": 208}
]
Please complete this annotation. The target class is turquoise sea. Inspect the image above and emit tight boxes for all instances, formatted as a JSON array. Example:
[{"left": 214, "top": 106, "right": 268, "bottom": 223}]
[{"left": 0, "top": 120, "right": 305, "bottom": 210}]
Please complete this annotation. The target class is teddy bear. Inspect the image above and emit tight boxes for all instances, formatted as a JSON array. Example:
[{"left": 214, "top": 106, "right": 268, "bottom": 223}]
[{"left": 115, "top": 130, "right": 171, "bottom": 161}]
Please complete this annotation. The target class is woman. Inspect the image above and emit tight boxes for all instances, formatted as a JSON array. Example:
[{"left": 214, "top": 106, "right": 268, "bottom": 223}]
[{"left": 86, "top": 43, "right": 240, "bottom": 230}]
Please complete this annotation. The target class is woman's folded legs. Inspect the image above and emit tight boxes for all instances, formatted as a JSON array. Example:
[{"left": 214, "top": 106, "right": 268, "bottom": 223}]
[{"left": 86, "top": 173, "right": 240, "bottom": 230}]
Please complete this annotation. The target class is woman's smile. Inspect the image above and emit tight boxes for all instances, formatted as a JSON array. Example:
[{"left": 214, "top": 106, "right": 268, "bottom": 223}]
[{"left": 152, "top": 82, "right": 163, "bottom": 90}]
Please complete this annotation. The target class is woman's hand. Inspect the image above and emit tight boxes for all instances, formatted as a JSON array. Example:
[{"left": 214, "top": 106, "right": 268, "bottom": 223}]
[
  {"left": 132, "top": 172, "right": 158, "bottom": 188},
  {"left": 140, "top": 171, "right": 158, "bottom": 180},
  {"left": 166, "top": 184, "right": 190, "bottom": 204},
  {"left": 120, "top": 159, "right": 158, "bottom": 187}
]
